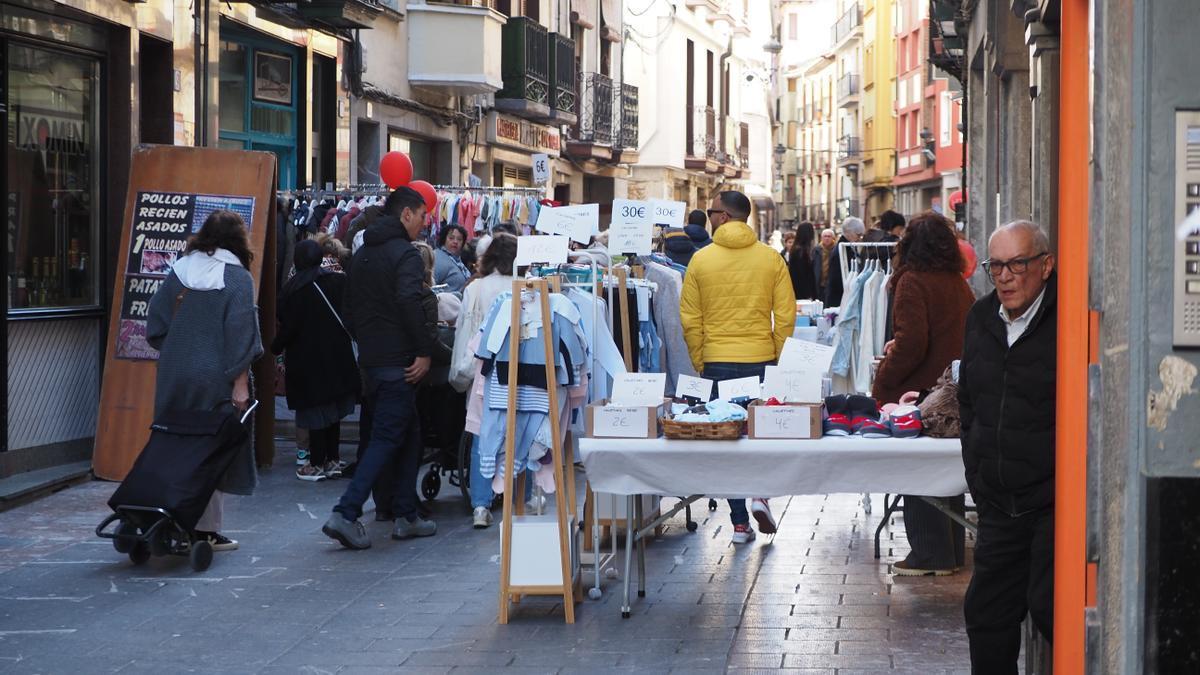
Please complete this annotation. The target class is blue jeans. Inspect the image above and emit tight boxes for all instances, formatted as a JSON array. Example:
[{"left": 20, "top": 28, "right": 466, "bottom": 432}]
[
  {"left": 335, "top": 370, "right": 422, "bottom": 522},
  {"left": 702, "top": 361, "right": 772, "bottom": 527},
  {"left": 469, "top": 433, "right": 533, "bottom": 509}
]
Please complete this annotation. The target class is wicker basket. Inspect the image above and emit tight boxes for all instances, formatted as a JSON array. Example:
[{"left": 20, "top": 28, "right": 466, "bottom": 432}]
[{"left": 661, "top": 416, "right": 744, "bottom": 440}]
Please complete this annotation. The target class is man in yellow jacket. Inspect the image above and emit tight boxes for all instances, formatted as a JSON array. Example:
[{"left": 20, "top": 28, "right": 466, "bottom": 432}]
[{"left": 680, "top": 190, "right": 797, "bottom": 545}]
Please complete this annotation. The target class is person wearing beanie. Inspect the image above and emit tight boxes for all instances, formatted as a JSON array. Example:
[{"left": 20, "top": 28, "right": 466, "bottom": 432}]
[{"left": 662, "top": 227, "right": 697, "bottom": 267}]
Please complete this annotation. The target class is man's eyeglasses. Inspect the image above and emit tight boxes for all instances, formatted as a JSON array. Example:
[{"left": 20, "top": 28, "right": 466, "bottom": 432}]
[
  {"left": 706, "top": 209, "right": 727, "bottom": 218},
  {"left": 982, "top": 252, "right": 1049, "bottom": 278}
]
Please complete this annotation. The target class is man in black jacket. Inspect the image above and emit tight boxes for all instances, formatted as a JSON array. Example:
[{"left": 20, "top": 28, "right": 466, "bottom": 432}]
[
  {"left": 323, "top": 187, "right": 437, "bottom": 550},
  {"left": 959, "top": 220, "right": 1057, "bottom": 674}
]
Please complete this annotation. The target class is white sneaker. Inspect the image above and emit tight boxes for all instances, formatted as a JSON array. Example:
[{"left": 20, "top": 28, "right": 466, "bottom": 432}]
[
  {"left": 731, "top": 524, "right": 757, "bottom": 544},
  {"left": 473, "top": 507, "right": 493, "bottom": 529},
  {"left": 751, "top": 498, "right": 777, "bottom": 534},
  {"left": 526, "top": 495, "right": 547, "bottom": 513}
]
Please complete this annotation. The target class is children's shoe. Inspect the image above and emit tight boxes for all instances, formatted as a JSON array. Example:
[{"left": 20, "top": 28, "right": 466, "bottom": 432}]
[
  {"left": 296, "top": 463, "right": 326, "bottom": 482},
  {"left": 751, "top": 498, "right": 777, "bottom": 534},
  {"left": 824, "top": 413, "right": 853, "bottom": 436},
  {"left": 296, "top": 448, "right": 310, "bottom": 466},
  {"left": 888, "top": 407, "right": 923, "bottom": 439},
  {"left": 852, "top": 417, "right": 892, "bottom": 439},
  {"left": 322, "top": 461, "right": 343, "bottom": 478},
  {"left": 731, "top": 523, "right": 757, "bottom": 544}
]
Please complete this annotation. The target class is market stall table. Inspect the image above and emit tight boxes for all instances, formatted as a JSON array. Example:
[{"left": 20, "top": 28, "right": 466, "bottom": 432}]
[{"left": 577, "top": 435, "right": 970, "bottom": 617}]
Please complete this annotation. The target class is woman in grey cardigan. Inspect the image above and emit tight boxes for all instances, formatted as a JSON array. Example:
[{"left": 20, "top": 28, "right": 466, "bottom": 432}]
[
  {"left": 432, "top": 224, "right": 470, "bottom": 294},
  {"left": 147, "top": 210, "right": 264, "bottom": 552}
]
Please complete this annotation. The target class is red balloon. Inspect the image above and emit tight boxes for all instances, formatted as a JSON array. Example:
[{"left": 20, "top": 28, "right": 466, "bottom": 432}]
[
  {"left": 409, "top": 180, "right": 438, "bottom": 214},
  {"left": 959, "top": 238, "right": 978, "bottom": 278},
  {"left": 379, "top": 151, "right": 413, "bottom": 189}
]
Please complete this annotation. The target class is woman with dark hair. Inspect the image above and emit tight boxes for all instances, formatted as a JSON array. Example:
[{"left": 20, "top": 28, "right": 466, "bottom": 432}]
[
  {"left": 448, "top": 232, "right": 521, "bottom": 528},
  {"left": 433, "top": 224, "right": 470, "bottom": 294},
  {"left": 788, "top": 222, "right": 820, "bottom": 300},
  {"left": 272, "top": 239, "right": 360, "bottom": 482},
  {"left": 872, "top": 210, "right": 975, "bottom": 577},
  {"left": 146, "top": 210, "right": 264, "bottom": 552}
]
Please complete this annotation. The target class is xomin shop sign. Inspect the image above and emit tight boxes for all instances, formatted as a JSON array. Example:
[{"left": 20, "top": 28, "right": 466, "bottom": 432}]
[{"left": 15, "top": 106, "right": 89, "bottom": 156}]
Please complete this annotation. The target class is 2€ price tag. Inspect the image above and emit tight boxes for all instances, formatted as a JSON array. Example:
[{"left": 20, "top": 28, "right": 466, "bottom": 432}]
[
  {"left": 535, "top": 203, "right": 598, "bottom": 243},
  {"left": 718, "top": 376, "right": 761, "bottom": 401},
  {"left": 515, "top": 235, "right": 570, "bottom": 266},
  {"left": 610, "top": 373, "right": 667, "bottom": 406},
  {"left": 647, "top": 199, "right": 686, "bottom": 228},
  {"left": 593, "top": 407, "right": 650, "bottom": 438},
  {"left": 531, "top": 153, "right": 550, "bottom": 185},
  {"left": 675, "top": 375, "right": 713, "bottom": 402}
]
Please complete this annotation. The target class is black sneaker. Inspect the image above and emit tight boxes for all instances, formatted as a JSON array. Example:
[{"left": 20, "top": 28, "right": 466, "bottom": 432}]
[{"left": 195, "top": 531, "right": 239, "bottom": 552}]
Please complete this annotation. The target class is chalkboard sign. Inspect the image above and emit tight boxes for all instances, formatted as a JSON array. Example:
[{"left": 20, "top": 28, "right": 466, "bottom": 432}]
[{"left": 114, "top": 191, "right": 256, "bottom": 361}]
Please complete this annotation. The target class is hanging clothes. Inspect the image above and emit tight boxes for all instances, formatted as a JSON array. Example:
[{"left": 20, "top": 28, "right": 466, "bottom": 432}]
[{"left": 642, "top": 260, "right": 695, "bottom": 394}]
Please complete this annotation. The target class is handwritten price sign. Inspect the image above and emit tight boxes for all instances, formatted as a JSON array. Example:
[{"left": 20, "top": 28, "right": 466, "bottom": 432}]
[
  {"left": 515, "top": 235, "right": 570, "bottom": 266},
  {"left": 593, "top": 407, "right": 650, "bottom": 437},
  {"left": 778, "top": 337, "right": 836, "bottom": 374},
  {"left": 675, "top": 375, "right": 713, "bottom": 402},
  {"left": 536, "top": 203, "right": 598, "bottom": 243},
  {"left": 531, "top": 153, "right": 550, "bottom": 185},
  {"left": 611, "top": 373, "right": 667, "bottom": 406},
  {"left": 647, "top": 199, "right": 686, "bottom": 228},
  {"left": 763, "top": 366, "right": 822, "bottom": 403},
  {"left": 718, "top": 376, "right": 761, "bottom": 401}
]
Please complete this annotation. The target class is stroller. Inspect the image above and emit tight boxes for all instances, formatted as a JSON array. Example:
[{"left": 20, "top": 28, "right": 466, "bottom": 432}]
[
  {"left": 96, "top": 401, "right": 258, "bottom": 572},
  {"left": 415, "top": 321, "right": 468, "bottom": 503}
]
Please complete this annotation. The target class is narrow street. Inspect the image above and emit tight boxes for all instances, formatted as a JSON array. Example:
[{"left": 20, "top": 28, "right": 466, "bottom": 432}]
[{"left": 0, "top": 441, "right": 973, "bottom": 674}]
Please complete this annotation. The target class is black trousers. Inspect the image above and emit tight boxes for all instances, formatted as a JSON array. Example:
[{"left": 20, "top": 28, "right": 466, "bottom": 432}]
[
  {"left": 964, "top": 505, "right": 1054, "bottom": 675},
  {"left": 307, "top": 421, "right": 342, "bottom": 467},
  {"left": 901, "top": 494, "right": 965, "bottom": 570}
]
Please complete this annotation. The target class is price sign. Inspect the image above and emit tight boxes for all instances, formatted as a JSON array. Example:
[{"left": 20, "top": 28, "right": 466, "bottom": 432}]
[
  {"left": 778, "top": 337, "right": 836, "bottom": 374},
  {"left": 752, "top": 406, "right": 817, "bottom": 439},
  {"left": 531, "top": 153, "right": 550, "bottom": 185},
  {"left": 648, "top": 199, "right": 686, "bottom": 227},
  {"left": 718, "top": 376, "right": 761, "bottom": 401},
  {"left": 515, "top": 235, "right": 570, "bottom": 266},
  {"left": 593, "top": 407, "right": 650, "bottom": 438},
  {"left": 610, "top": 198, "right": 653, "bottom": 254},
  {"left": 611, "top": 373, "right": 667, "bottom": 406},
  {"left": 763, "top": 366, "right": 823, "bottom": 403},
  {"left": 535, "top": 203, "right": 598, "bottom": 243},
  {"left": 675, "top": 375, "right": 713, "bottom": 402}
]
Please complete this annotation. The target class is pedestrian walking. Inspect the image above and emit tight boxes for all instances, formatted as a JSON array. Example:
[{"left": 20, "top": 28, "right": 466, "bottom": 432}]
[
  {"left": 322, "top": 187, "right": 437, "bottom": 550},
  {"left": 788, "top": 222, "right": 820, "bottom": 300},
  {"left": 272, "top": 239, "right": 360, "bottom": 482},
  {"left": 825, "top": 216, "right": 865, "bottom": 307},
  {"left": 871, "top": 212, "right": 974, "bottom": 576},
  {"left": 680, "top": 190, "right": 796, "bottom": 545},
  {"left": 817, "top": 228, "right": 837, "bottom": 301},
  {"left": 146, "top": 209, "right": 264, "bottom": 552},
  {"left": 959, "top": 220, "right": 1057, "bottom": 673}
]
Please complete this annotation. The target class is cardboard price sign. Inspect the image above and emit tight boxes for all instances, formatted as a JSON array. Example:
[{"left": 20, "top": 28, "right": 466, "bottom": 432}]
[
  {"left": 535, "top": 203, "right": 598, "bottom": 243},
  {"left": 648, "top": 199, "right": 686, "bottom": 227},
  {"left": 515, "top": 235, "right": 570, "bottom": 266},
  {"left": 778, "top": 337, "right": 836, "bottom": 374},
  {"left": 610, "top": 198, "right": 652, "bottom": 254},
  {"left": 675, "top": 374, "right": 714, "bottom": 402},
  {"left": 592, "top": 406, "right": 652, "bottom": 438},
  {"left": 718, "top": 376, "right": 761, "bottom": 401},
  {"left": 611, "top": 373, "right": 667, "bottom": 406},
  {"left": 763, "top": 366, "right": 823, "bottom": 403}
]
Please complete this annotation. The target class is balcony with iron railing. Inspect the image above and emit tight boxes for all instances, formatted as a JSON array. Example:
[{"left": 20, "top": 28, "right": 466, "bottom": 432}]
[
  {"left": 737, "top": 121, "right": 750, "bottom": 172},
  {"left": 574, "top": 72, "right": 613, "bottom": 145},
  {"left": 838, "top": 73, "right": 860, "bottom": 108},
  {"left": 685, "top": 105, "right": 719, "bottom": 172},
  {"left": 617, "top": 83, "right": 640, "bottom": 152},
  {"left": 832, "top": 3, "right": 862, "bottom": 47},
  {"left": 838, "top": 136, "right": 862, "bottom": 163},
  {"left": 494, "top": 17, "right": 577, "bottom": 123}
]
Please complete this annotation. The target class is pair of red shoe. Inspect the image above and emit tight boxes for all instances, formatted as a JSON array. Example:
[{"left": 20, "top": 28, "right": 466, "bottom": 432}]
[{"left": 823, "top": 395, "right": 923, "bottom": 438}]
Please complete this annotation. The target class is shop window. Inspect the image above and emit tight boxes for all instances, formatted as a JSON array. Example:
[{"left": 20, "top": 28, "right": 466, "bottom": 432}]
[
  {"left": 5, "top": 42, "right": 101, "bottom": 312},
  {"left": 218, "top": 41, "right": 247, "bottom": 134},
  {"left": 217, "top": 30, "right": 298, "bottom": 189}
]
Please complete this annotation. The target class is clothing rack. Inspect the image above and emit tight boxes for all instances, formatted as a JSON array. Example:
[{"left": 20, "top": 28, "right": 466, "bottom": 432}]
[
  {"left": 431, "top": 184, "right": 546, "bottom": 194},
  {"left": 838, "top": 241, "right": 896, "bottom": 286},
  {"left": 497, "top": 249, "right": 610, "bottom": 623}
]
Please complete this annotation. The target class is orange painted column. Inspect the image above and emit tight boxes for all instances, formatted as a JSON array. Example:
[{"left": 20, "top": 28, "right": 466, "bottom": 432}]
[{"left": 1055, "top": 0, "right": 1090, "bottom": 672}]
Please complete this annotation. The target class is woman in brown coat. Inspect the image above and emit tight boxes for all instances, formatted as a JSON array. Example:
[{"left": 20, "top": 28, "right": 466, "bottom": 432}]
[{"left": 872, "top": 211, "right": 974, "bottom": 576}]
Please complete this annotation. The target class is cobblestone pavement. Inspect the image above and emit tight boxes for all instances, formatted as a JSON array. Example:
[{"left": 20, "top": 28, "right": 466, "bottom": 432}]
[{"left": 0, "top": 441, "right": 974, "bottom": 674}]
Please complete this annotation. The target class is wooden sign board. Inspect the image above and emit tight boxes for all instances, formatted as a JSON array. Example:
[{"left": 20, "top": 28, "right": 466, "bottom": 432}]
[{"left": 93, "top": 146, "right": 278, "bottom": 481}]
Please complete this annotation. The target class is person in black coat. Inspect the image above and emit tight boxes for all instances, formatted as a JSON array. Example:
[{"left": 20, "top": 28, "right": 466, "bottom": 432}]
[
  {"left": 824, "top": 216, "right": 865, "bottom": 307},
  {"left": 272, "top": 239, "right": 361, "bottom": 481},
  {"left": 958, "top": 220, "right": 1057, "bottom": 674},
  {"left": 788, "top": 222, "right": 820, "bottom": 300}
]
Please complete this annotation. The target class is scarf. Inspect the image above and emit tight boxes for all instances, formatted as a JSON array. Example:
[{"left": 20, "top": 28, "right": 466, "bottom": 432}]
[
  {"left": 819, "top": 241, "right": 835, "bottom": 285},
  {"left": 172, "top": 248, "right": 244, "bottom": 291}
]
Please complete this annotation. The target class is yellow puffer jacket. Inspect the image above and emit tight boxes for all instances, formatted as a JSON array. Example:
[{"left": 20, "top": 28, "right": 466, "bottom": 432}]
[{"left": 680, "top": 221, "right": 797, "bottom": 372}]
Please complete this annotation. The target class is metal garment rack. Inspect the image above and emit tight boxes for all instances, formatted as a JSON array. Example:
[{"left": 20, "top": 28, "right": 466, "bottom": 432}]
[
  {"left": 837, "top": 241, "right": 897, "bottom": 284},
  {"left": 431, "top": 184, "right": 547, "bottom": 194}
]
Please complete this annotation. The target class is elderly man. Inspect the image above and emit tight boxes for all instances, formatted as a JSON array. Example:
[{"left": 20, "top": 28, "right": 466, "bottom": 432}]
[
  {"left": 681, "top": 190, "right": 796, "bottom": 544},
  {"left": 959, "top": 220, "right": 1057, "bottom": 674},
  {"left": 824, "top": 217, "right": 865, "bottom": 307}
]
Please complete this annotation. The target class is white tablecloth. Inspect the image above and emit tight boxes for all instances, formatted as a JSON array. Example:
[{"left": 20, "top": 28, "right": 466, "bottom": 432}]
[{"left": 578, "top": 436, "right": 968, "bottom": 499}]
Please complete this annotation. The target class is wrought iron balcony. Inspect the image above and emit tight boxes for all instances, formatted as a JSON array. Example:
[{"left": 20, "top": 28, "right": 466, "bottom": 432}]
[
  {"left": 549, "top": 32, "right": 577, "bottom": 124},
  {"left": 737, "top": 121, "right": 750, "bottom": 168},
  {"left": 617, "top": 83, "right": 639, "bottom": 150},
  {"left": 575, "top": 72, "right": 614, "bottom": 145},
  {"left": 688, "top": 105, "right": 717, "bottom": 160},
  {"left": 495, "top": 16, "right": 551, "bottom": 119},
  {"left": 832, "top": 3, "right": 862, "bottom": 46},
  {"left": 838, "top": 73, "right": 860, "bottom": 107},
  {"left": 839, "top": 136, "right": 862, "bottom": 161}
]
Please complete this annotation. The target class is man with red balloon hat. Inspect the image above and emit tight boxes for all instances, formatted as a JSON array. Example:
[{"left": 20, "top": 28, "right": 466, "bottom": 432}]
[{"left": 322, "top": 184, "right": 439, "bottom": 550}]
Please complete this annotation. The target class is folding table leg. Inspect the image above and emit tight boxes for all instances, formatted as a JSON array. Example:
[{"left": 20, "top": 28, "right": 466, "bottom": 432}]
[
  {"left": 621, "top": 494, "right": 635, "bottom": 618},
  {"left": 635, "top": 498, "right": 646, "bottom": 598}
]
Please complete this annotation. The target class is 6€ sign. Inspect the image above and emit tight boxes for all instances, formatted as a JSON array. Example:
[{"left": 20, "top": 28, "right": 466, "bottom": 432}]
[{"left": 531, "top": 153, "right": 550, "bottom": 185}]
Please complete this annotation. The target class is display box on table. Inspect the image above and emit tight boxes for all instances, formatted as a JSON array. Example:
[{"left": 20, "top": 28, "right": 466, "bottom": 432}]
[
  {"left": 585, "top": 399, "right": 669, "bottom": 439},
  {"left": 747, "top": 401, "right": 823, "bottom": 439}
]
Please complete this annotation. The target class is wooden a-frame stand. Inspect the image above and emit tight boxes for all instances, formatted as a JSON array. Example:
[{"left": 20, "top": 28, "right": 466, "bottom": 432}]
[{"left": 498, "top": 277, "right": 577, "bottom": 624}]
